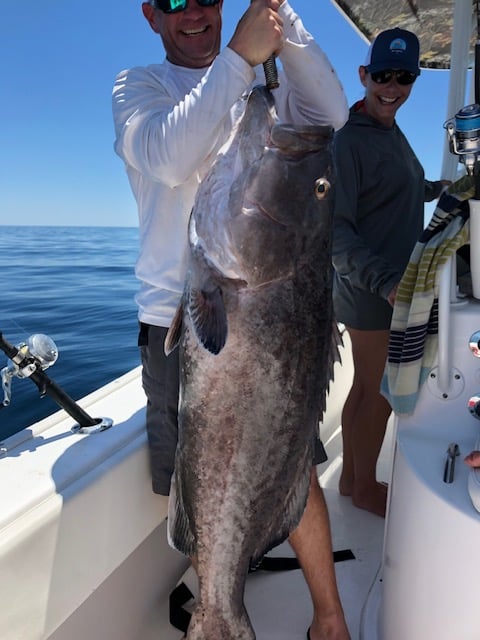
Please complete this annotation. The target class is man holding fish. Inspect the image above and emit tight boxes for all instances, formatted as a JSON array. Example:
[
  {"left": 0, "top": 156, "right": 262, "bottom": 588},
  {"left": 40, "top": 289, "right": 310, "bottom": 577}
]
[{"left": 112, "top": 1, "right": 349, "bottom": 638}]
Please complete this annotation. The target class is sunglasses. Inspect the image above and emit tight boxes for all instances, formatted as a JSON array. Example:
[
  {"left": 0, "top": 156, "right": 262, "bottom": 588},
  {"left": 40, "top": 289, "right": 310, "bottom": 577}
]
[
  {"left": 369, "top": 69, "right": 417, "bottom": 86},
  {"left": 150, "top": 0, "right": 220, "bottom": 13}
]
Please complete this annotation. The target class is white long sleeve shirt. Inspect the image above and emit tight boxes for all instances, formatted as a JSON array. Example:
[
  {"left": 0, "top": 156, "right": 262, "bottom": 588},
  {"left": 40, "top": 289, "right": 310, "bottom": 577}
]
[{"left": 112, "top": 2, "right": 348, "bottom": 328}]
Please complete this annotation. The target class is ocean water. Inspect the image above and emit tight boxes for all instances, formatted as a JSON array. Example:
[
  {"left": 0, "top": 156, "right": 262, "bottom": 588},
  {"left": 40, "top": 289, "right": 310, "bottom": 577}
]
[{"left": 0, "top": 226, "right": 142, "bottom": 441}]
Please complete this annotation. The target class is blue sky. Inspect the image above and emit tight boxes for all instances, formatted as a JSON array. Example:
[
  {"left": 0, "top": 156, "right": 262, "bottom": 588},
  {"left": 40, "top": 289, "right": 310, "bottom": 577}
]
[{"left": 1, "top": 1, "right": 455, "bottom": 227}]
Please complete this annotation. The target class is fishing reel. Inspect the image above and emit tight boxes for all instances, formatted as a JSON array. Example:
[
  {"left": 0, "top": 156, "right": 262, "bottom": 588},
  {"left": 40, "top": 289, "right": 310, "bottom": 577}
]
[
  {"left": 0, "top": 331, "right": 112, "bottom": 434},
  {"left": 1, "top": 333, "right": 58, "bottom": 407},
  {"left": 445, "top": 103, "right": 480, "bottom": 175}
]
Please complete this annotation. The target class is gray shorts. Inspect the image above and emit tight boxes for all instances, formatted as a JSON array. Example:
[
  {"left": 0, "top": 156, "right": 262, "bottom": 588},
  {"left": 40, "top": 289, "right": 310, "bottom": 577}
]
[
  {"left": 333, "top": 273, "right": 393, "bottom": 331},
  {"left": 139, "top": 323, "right": 179, "bottom": 496},
  {"left": 139, "top": 323, "right": 327, "bottom": 496}
]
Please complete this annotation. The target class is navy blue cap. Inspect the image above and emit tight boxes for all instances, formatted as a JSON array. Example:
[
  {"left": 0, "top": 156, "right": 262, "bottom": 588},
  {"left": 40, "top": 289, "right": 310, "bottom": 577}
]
[{"left": 364, "top": 28, "right": 421, "bottom": 76}]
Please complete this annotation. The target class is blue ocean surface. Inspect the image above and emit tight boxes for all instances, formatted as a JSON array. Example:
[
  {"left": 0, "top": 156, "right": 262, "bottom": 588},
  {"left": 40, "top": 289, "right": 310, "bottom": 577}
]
[{"left": 0, "top": 226, "right": 142, "bottom": 441}]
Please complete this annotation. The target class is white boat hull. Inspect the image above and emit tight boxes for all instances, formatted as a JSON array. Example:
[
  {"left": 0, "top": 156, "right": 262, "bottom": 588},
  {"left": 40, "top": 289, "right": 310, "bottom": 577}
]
[
  {"left": 363, "top": 297, "right": 480, "bottom": 640},
  {"left": 0, "top": 367, "right": 189, "bottom": 640}
]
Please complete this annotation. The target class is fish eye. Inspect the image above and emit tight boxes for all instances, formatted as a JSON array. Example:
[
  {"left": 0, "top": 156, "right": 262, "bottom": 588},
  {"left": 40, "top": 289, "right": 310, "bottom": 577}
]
[{"left": 315, "top": 178, "right": 330, "bottom": 200}]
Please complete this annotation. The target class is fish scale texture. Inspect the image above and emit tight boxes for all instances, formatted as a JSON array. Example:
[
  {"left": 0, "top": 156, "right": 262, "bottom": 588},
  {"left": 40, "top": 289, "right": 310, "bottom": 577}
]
[{"left": 166, "top": 86, "right": 337, "bottom": 640}]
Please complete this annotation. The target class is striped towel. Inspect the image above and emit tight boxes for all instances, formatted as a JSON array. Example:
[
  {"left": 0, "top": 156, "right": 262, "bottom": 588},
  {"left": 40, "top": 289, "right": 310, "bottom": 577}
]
[{"left": 381, "top": 175, "right": 474, "bottom": 415}]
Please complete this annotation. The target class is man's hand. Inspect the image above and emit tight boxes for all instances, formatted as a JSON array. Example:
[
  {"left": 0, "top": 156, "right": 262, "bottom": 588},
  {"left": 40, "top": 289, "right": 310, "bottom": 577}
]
[{"left": 227, "top": 0, "right": 284, "bottom": 68}]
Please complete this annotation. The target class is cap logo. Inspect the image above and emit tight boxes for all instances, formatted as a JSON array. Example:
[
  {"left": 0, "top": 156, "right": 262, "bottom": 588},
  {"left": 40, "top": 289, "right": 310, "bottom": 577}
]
[{"left": 389, "top": 38, "right": 407, "bottom": 54}]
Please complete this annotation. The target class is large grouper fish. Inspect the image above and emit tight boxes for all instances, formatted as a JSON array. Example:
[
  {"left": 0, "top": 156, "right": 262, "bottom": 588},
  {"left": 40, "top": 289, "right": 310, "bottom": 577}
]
[{"left": 165, "top": 84, "right": 340, "bottom": 640}]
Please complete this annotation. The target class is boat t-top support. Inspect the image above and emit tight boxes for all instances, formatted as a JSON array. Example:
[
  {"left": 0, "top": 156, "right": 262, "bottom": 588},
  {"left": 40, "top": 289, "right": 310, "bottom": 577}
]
[
  {"left": 0, "top": 331, "right": 113, "bottom": 434},
  {"left": 444, "top": 0, "right": 480, "bottom": 258},
  {"left": 434, "top": 0, "right": 480, "bottom": 398}
]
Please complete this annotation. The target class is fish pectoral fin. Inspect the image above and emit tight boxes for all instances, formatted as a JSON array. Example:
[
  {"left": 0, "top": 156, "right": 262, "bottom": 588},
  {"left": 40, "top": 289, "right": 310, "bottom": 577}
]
[
  {"left": 164, "top": 300, "right": 184, "bottom": 355},
  {"left": 167, "top": 475, "right": 196, "bottom": 558},
  {"left": 189, "top": 286, "right": 227, "bottom": 355}
]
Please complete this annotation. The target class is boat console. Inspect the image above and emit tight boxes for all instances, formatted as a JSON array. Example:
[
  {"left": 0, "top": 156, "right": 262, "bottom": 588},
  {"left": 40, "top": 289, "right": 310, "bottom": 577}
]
[
  {"left": 377, "top": 294, "right": 480, "bottom": 640},
  {"left": 363, "top": 94, "right": 480, "bottom": 639}
]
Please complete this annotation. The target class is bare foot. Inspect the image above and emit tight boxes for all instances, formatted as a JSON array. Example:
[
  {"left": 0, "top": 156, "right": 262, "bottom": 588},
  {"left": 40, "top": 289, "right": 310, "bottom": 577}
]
[
  {"left": 309, "top": 612, "right": 351, "bottom": 640},
  {"left": 351, "top": 482, "right": 387, "bottom": 517},
  {"left": 338, "top": 463, "right": 355, "bottom": 496},
  {"left": 338, "top": 470, "right": 353, "bottom": 497},
  {"left": 339, "top": 475, "right": 388, "bottom": 499}
]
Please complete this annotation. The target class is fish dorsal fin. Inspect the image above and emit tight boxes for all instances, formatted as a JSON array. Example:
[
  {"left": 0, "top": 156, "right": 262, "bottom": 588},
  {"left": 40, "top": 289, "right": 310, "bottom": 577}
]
[
  {"left": 189, "top": 285, "right": 227, "bottom": 355},
  {"left": 164, "top": 300, "right": 184, "bottom": 356},
  {"left": 320, "top": 321, "right": 344, "bottom": 416}
]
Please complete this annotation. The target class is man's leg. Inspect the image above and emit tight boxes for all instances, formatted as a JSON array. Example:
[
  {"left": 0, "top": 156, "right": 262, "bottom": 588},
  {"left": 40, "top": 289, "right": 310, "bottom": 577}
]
[
  {"left": 139, "top": 323, "right": 179, "bottom": 496},
  {"left": 288, "top": 469, "right": 350, "bottom": 640}
]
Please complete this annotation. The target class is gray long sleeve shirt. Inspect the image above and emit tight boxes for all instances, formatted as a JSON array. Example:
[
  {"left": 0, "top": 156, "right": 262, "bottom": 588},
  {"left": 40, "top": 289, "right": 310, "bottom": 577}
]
[{"left": 332, "top": 107, "right": 443, "bottom": 302}]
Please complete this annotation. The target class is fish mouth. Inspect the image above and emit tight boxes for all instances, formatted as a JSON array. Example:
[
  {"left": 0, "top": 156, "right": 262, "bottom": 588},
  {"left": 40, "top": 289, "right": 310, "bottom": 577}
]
[
  {"left": 241, "top": 201, "right": 287, "bottom": 228},
  {"left": 271, "top": 124, "right": 333, "bottom": 156}
]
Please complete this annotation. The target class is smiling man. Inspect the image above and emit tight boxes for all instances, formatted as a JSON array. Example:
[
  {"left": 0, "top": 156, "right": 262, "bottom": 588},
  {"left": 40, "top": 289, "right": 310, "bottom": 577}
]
[
  {"left": 141, "top": 0, "right": 224, "bottom": 68},
  {"left": 112, "top": 1, "right": 350, "bottom": 639}
]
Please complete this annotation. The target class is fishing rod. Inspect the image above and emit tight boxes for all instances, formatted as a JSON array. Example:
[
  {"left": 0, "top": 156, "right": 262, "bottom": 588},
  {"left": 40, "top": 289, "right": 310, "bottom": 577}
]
[
  {"left": 263, "top": 55, "right": 279, "bottom": 90},
  {"left": 445, "top": 0, "right": 480, "bottom": 181},
  {"left": 256, "top": 0, "right": 279, "bottom": 90},
  {"left": 0, "top": 331, "right": 112, "bottom": 434},
  {"left": 476, "top": 0, "right": 480, "bottom": 104},
  {"left": 443, "top": 0, "right": 480, "bottom": 300}
]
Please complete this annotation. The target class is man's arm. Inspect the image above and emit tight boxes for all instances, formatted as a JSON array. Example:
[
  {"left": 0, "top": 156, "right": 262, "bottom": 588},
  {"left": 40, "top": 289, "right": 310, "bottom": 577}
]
[
  {"left": 112, "top": 51, "right": 254, "bottom": 187},
  {"left": 275, "top": 2, "right": 348, "bottom": 130}
]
